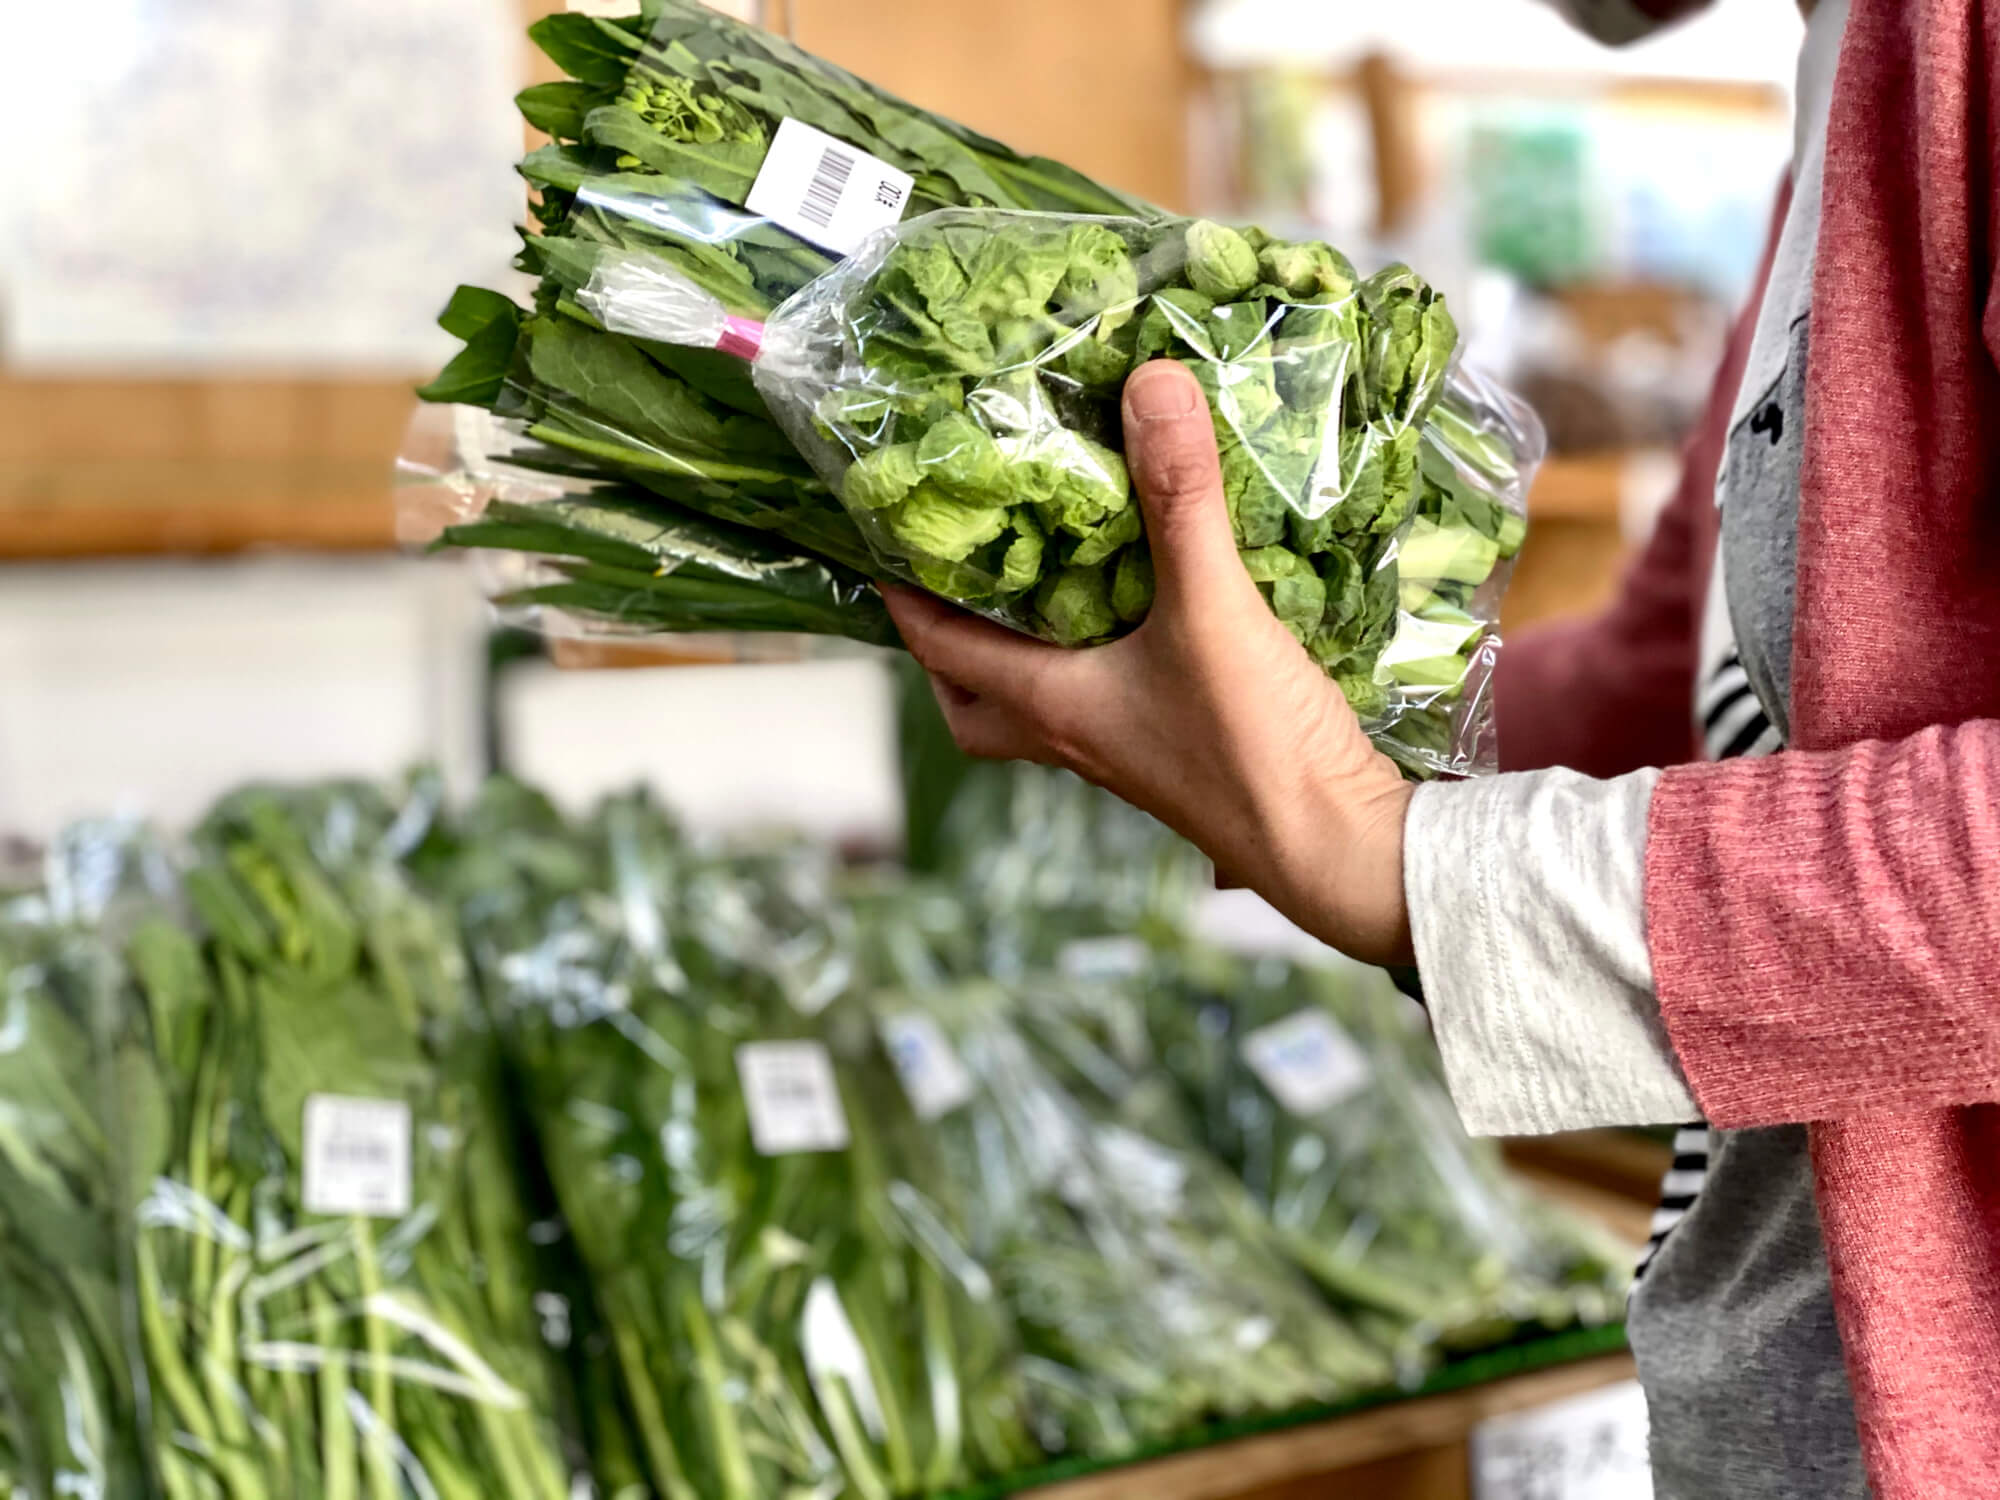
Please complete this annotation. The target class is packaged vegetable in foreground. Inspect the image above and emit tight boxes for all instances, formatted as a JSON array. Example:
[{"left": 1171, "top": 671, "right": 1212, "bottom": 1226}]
[
  {"left": 579, "top": 210, "right": 1472, "bottom": 716},
  {"left": 406, "top": 0, "right": 1542, "bottom": 777}
]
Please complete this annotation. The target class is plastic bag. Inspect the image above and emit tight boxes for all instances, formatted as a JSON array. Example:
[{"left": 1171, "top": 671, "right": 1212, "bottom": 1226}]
[
  {"left": 457, "top": 791, "right": 1042, "bottom": 1500},
  {"left": 887, "top": 984, "right": 1392, "bottom": 1456},
  {"left": 1123, "top": 945, "right": 1628, "bottom": 1366},
  {"left": 414, "top": 0, "right": 1540, "bottom": 774},
  {"left": 578, "top": 212, "right": 1529, "bottom": 764},
  {"left": 849, "top": 907, "right": 1393, "bottom": 1459},
  {"left": 0, "top": 887, "right": 151, "bottom": 1500},
  {"left": 397, "top": 400, "right": 897, "bottom": 654},
  {"left": 45, "top": 787, "right": 586, "bottom": 1500}
]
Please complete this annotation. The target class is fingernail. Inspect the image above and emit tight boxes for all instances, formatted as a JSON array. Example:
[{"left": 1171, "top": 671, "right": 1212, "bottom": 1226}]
[{"left": 1125, "top": 363, "right": 1200, "bottom": 423}]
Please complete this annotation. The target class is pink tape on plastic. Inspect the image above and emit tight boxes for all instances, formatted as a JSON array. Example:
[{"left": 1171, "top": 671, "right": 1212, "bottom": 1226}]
[{"left": 718, "top": 316, "right": 766, "bottom": 362}]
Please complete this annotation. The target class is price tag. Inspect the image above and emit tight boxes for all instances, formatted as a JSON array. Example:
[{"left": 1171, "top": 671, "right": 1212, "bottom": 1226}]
[
  {"left": 1240, "top": 1009, "right": 1370, "bottom": 1117},
  {"left": 746, "top": 118, "right": 914, "bottom": 256},
  {"left": 1472, "top": 1380, "right": 1653, "bottom": 1500},
  {"left": 880, "top": 1013, "right": 976, "bottom": 1122},
  {"left": 737, "top": 1041, "right": 850, "bottom": 1155},
  {"left": 303, "top": 1095, "right": 412, "bottom": 1218},
  {"left": 1057, "top": 937, "right": 1150, "bottom": 981}
]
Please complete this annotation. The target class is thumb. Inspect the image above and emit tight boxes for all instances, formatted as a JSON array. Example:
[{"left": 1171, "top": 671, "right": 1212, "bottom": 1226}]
[{"left": 1122, "top": 361, "right": 1252, "bottom": 608}]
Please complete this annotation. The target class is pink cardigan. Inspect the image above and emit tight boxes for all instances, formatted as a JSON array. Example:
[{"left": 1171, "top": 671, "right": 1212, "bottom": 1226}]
[{"left": 1499, "top": 3, "right": 2000, "bottom": 1492}]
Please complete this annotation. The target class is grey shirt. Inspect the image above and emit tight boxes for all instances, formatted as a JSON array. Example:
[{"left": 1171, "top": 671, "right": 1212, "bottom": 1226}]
[{"left": 1402, "top": 2, "right": 1868, "bottom": 1494}]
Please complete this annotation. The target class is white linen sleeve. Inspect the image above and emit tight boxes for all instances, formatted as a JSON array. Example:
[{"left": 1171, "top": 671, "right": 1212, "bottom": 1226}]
[{"left": 1401, "top": 767, "right": 1698, "bottom": 1136}]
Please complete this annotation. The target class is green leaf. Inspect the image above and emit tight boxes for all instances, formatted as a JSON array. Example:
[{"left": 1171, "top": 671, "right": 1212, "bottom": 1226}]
[
  {"left": 527, "top": 12, "right": 641, "bottom": 88},
  {"left": 416, "top": 292, "right": 523, "bottom": 409},
  {"left": 518, "top": 143, "right": 601, "bottom": 196},
  {"left": 582, "top": 106, "right": 764, "bottom": 204},
  {"left": 436, "top": 284, "right": 523, "bottom": 344},
  {"left": 524, "top": 316, "right": 728, "bottom": 459},
  {"left": 517, "top": 80, "right": 615, "bottom": 141}
]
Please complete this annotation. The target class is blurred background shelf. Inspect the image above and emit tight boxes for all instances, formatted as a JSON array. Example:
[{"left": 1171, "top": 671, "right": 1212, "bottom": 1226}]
[
  {"left": 0, "top": 376, "right": 414, "bottom": 558},
  {"left": 1023, "top": 1349, "right": 1638, "bottom": 1500},
  {"left": 1507, "top": 1129, "right": 1677, "bottom": 1210}
]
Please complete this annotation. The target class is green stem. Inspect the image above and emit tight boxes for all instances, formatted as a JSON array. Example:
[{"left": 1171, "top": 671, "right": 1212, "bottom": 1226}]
[
  {"left": 606, "top": 1314, "right": 697, "bottom": 1500},
  {"left": 680, "top": 1285, "right": 758, "bottom": 1500},
  {"left": 348, "top": 1224, "right": 399, "bottom": 1500},
  {"left": 310, "top": 1284, "right": 357, "bottom": 1500}
]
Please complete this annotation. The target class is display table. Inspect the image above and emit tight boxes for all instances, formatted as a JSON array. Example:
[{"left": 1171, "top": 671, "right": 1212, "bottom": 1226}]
[{"left": 1007, "top": 1332, "right": 1636, "bottom": 1500}]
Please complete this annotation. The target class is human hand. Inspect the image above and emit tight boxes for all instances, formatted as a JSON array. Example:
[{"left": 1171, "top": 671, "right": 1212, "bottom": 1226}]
[{"left": 883, "top": 360, "right": 1415, "bottom": 966}]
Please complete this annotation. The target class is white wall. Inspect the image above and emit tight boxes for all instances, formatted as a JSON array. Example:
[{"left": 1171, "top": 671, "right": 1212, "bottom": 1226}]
[
  {"left": 0, "top": 556, "right": 485, "bottom": 841},
  {"left": 496, "top": 655, "right": 903, "bottom": 849},
  {"left": 1191, "top": 0, "right": 1803, "bottom": 86}
]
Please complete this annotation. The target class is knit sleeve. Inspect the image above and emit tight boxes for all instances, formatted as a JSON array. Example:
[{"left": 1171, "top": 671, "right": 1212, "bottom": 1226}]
[{"left": 1646, "top": 722, "right": 2000, "bottom": 1125}]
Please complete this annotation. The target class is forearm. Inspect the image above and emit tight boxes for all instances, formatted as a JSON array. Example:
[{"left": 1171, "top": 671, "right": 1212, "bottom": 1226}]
[{"left": 1401, "top": 768, "right": 1696, "bottom": 1135}]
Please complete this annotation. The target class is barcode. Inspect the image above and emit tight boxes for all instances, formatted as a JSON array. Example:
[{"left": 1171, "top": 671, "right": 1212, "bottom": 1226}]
[
  {"left": 800, "top": 144, "right": 855, "bottom": 229},
  {"left": 324, "top": 1136, "right": 392, "bottom": 1166}
]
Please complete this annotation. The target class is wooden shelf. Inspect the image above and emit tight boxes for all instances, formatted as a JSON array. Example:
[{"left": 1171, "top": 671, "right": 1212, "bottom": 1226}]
[
  {"left": 1506, "top": 1129, "right": 1675, "bottom": 1206},
  {"left": 0, "top": 376, "right": 416, "bottom": 560},
  {"left": 1526, "top": 452, "right": 1628, "bottom": 523},
  {"left": 0, "top": 459, "right": 396, "bottom": 559},
  {"left": 1022, "top": 1353, "right": 1636, "bottom": 1500}
]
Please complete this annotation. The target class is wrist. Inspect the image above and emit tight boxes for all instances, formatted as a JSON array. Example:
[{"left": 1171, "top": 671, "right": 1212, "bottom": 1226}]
[{"left": 1261, "top": 753, "right": 1415, "bottom": 968}]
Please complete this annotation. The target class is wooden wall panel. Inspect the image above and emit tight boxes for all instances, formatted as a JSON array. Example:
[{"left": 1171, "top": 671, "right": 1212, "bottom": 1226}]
[
  {"left": 0, "top": 376, "right": 413, "bottom": 558},
  {"left": 793, "top": 0, "right": 1190, "bottom": 212}
]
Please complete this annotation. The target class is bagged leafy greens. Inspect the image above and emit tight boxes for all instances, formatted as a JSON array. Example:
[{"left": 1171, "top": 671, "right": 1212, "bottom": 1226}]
[
  {"left": 398, "top": 402, "right": 897, "bottom": 652},
  {"left": 7, "top": 788, "right": 588, "bottom": 1500},
  {"left": 1105, "top": 945, "right": 1629, "bottom": 1366},
  {"left": 456, "top": 792, "right": 1041, "bottom": 1500},
  {"left": 871, "top": 765, "right": 1628, "bottom": 1372},
  {"left": 0, "top": 876, "right": 151, "bottom": 1500},
  {"left": 409, "top": 0, "right": 1541, "bottom": 777},
  {"left": 847, "top": 905, "right": 1393, "bottom": 1460},
  {"left": 582, "top": 210, "right": 1461, "bottom": 732}
]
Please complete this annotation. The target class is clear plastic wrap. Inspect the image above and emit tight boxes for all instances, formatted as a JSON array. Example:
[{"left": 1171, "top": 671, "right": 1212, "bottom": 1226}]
[
  {"left": 455, "top": 790, "right": 1042, "bottom": 1500},
  {"left": 397, "top": 400, "right": 897, "bottom": 653},
  {"left": 1123, "top": 946, "right": 1628, "bottom": 1367},
  {"left": 576, "top": 214, "right": 1539, "bottom": 774},
  {"left": 3, "top": 788, "right": 588, "bottom": 1500},
  {"left": 842, "top": 903, "right": 1394, "bottom": 1458},
  {"left": 0, "top": 888, "right": 151, "bottom": 1500},
  {"left": 413, "top": 0, "right": 1540, "bottom": 774}
]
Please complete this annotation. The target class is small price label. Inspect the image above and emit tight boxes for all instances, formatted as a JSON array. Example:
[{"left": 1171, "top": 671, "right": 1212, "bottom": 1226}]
[
  {"left": 737, "top": 1041, "right": 850, "bottom": 1155},
  {"left": 1472, "top": 1380, "right": 1653, "bottom": 1500},
  {"left": 746, "top": 118, "right": 914, "bottom": 256},
  {"left": 1240, "top": 1009, "right": 1370, "bottom": 1117},
  {"left": 880, "top": 1013, "right": 976, "bottom": 1122},
  {"left": 302, "top": 1095, "right": 412, "bottom": 1218}
]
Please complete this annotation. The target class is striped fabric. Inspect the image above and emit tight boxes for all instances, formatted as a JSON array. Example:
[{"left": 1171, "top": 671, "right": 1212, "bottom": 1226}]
[
  {"left": 1635, "top": 644, "right": 1783, "bottom": 1281},
  {"left": 1637, "top": 1126, "right": 1713, "bottom": 1277},
  {"left": 1698, "top": 649, "right": 1783, "bottom": 762}
]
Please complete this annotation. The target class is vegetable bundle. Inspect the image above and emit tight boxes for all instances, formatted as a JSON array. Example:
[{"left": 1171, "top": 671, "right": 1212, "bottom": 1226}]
[
  {"left": 591, "top": 210, "right": 1456, "bottom": 704},
  {"left": 0, "top": 893, "right": 149, "bottom": 1500},
  {"left": 885, "top": 760, "right": 1628, "bottom": 1367},
  {"left": 411, "top": 0, "right": 1542, "bottom": 778},
  {"left": 1125, "top": 949, "right": 1628, "bottom": 1365},
  {"left": 2, "top": 772, "right": 1625, "bottom": 1499},
  {"left": 456, "top": 792, "right": 1043, "bottom": 1500},
  {"left": 856, "top": 964, "right": 1394, "bottom": 1460},
  {"left": 2, "top": 790, "right": 583, "bottom": 1500}
]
